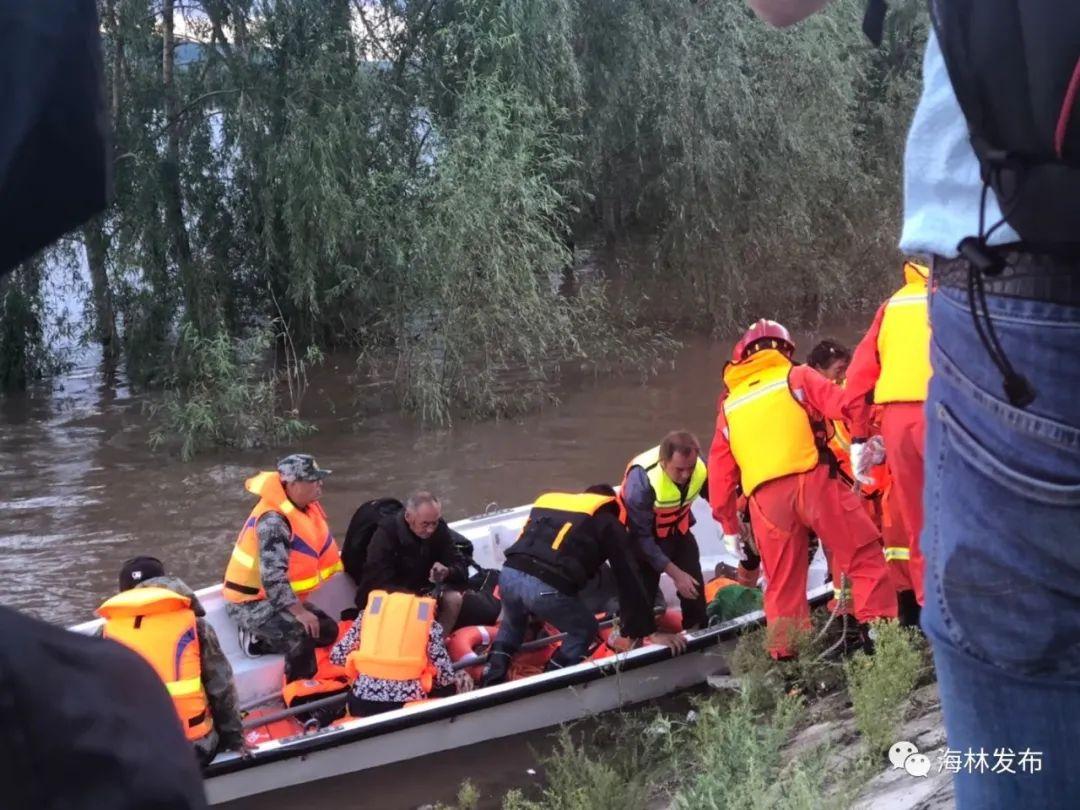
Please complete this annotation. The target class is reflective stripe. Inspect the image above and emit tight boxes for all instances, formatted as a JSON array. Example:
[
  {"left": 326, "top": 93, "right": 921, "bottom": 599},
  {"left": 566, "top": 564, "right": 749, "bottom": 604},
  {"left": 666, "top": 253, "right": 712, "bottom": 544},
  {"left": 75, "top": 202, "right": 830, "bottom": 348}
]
[
  {"left": 887, "top": 294, "right": 927, "bottom": 307},
  {"left": 231, "top": 547, "right": 255, "bottom": 569},
  {"left": 290, "top": 560, "right": 344, "bottom": 594},
  {"left": 724, "top": 379, "right": 789, "bottom": 415},
  {"left": 884, "top": 547, "right": 910, "bottom": 561},
  {"left": 551, "top": 522, "right": 573, "bottom": 551},
  {"left": 165, "top": 675, "right": 203, "bottom": 697}
]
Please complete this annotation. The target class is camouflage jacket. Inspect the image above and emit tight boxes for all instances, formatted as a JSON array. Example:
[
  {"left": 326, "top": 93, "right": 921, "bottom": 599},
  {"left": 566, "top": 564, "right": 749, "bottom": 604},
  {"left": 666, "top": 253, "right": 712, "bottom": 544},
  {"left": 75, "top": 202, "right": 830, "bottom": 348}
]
[
  {"left": 97, "top": 576, "right": 244, "bottom": 750},
  {"left": 255, "top": 512, "right": 299, "bottom": 613}
]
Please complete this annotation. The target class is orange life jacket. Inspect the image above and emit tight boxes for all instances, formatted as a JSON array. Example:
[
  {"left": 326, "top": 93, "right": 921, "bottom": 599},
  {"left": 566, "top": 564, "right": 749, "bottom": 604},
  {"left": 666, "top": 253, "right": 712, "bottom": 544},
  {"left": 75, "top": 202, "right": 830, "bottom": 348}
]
[
  {"left": 97, "top": 586, "right": 213, "bottom": 741},
  {"left": 703, "top": 575, "right": 739, "bottom": 604},
  {"left": 223, "top": 471, "right": 343, "bottom": 603},
  {"left": 346, "top": 591, "right": 438, "bottom": 693},
  {"left": 282, "top": 620, "right": 353, "bottom": 707},
  {"left": 620, "top": 446, "right": 707, "bottom": 539},
  {"left": 722, "top": 350, "right": 821, "bottom": 495}
]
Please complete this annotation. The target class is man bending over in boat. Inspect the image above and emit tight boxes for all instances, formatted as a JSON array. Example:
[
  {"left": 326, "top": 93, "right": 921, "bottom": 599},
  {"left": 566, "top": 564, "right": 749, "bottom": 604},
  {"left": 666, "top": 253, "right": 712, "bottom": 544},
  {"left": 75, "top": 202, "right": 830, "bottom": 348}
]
[
  {"left": 96, "top": 556, "right": 246, "bottom": 766},
  {"left": 222, "top": 454, "right": 341, "bottom": 683},
  {"left": 482, "top": 485, "right": 688, "bottom": 686},
  {"left": 620, "top": 432, "right": 710, "bottom": 630},
  {"left": 357, "top": 491, "right": 499, "bottom": 634},
  {"left": 331, "top": 590, "right": 474, "bottom": 716}
]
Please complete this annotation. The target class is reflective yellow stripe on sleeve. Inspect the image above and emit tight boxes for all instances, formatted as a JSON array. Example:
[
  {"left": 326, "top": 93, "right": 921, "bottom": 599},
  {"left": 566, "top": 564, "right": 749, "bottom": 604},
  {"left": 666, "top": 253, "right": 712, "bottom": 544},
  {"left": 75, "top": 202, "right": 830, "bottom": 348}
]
[{"left": 884, "top": 547, "right": 911, "bottom": 562}]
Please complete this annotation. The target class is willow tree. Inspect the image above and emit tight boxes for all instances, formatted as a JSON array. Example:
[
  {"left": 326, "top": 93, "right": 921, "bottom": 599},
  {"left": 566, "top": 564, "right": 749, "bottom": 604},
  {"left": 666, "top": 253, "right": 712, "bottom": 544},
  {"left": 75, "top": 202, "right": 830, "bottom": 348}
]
[{"left": 0, "top": 0, "right": 925, "bottom": 454}]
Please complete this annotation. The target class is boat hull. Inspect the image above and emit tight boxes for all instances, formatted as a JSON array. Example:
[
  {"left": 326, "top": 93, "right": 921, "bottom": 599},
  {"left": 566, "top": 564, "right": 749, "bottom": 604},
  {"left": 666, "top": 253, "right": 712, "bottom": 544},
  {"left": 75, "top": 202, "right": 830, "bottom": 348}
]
[{"left": 205, "top": 630, "right": 742, "bottom": 804}]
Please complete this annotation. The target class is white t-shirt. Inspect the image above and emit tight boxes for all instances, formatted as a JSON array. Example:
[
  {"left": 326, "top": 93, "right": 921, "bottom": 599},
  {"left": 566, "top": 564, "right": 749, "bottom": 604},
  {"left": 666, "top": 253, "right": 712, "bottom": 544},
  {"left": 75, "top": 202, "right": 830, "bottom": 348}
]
[{"left": 899, "top": 30, "right": 1020, "bottom": 258}]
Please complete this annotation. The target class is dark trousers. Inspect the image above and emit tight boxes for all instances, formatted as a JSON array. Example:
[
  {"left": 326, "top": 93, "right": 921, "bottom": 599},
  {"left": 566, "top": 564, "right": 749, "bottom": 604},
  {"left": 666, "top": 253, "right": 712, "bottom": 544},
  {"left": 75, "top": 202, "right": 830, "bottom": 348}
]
[
  {"left": 258, "top": 602, "right": 338, "bottom": 681},
  {"left": 347, "top": 683, "right": 455, "bottom": 718},
  {"left": 639, "top": 532, "right": 707, "bottom": 630}
]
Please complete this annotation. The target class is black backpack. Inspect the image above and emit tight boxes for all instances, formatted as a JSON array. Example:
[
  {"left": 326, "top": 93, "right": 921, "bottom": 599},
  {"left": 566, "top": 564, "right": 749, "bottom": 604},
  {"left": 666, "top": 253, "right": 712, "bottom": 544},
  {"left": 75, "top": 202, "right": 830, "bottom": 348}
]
[
  {"left": 341, "top": 497, "right": 403, "bottom": 583},
  {"left": 865, "top": 2, "right": 1080, "bottom": 246},
  {"left": 859, "top": 1, "right": 1080, "bottom": 250},
  {"left": 930, "top": 0, "right": 1080, "bottom": 247}
]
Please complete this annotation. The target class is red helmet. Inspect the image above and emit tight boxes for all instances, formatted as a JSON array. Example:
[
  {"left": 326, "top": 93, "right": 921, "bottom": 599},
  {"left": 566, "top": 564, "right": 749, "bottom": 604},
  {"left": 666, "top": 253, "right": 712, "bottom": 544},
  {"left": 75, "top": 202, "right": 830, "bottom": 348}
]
[{"left": 732, "top": 318, "right": 794, "bottom": 362}]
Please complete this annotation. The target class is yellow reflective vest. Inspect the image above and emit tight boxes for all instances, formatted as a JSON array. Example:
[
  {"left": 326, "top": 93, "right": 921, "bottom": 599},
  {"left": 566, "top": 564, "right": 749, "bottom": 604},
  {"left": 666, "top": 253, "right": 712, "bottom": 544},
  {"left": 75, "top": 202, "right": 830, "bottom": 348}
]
[
  {"left": 621, "top": 446, "right": 706, "bottom": 538},
  {"left": 722, "top": 349, "right": 820, "bottom": 495},
  {"left": 875, "top": 262, "right": 932, "bottom": 404}
]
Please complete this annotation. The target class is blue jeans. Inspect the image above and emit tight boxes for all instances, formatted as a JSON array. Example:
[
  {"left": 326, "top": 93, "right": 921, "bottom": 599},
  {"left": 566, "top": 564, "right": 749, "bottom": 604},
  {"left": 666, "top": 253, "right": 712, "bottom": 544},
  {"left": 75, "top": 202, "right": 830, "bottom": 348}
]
[
  {"left": 923, "top": 283, "right": 1080, "bottom": 808},
  {"left": 495, "top": 567, "right": 599, "bottom": 667}
]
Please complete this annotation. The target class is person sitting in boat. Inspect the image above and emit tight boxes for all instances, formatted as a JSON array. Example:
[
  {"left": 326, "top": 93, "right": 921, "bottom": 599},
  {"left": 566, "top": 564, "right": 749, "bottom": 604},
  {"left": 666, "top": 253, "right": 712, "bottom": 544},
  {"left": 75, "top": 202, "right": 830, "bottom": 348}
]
[
  {"left": 222, "top": 454, "right": 341, "bottom": 683},
  {"left": 482, "top": 486, "right": 688, "bottom": 686},
  {"left": 619, "top": 432, "right": 710, "bottom": 630},
  {"left": 95, "top": 556, "right": 246, "bottom": 766},
  {"left": 356, "top": 491, "right": 499, "bottom": 634},
  {"left": 331, "top": 590, "right": 473, "bottom": 716}
]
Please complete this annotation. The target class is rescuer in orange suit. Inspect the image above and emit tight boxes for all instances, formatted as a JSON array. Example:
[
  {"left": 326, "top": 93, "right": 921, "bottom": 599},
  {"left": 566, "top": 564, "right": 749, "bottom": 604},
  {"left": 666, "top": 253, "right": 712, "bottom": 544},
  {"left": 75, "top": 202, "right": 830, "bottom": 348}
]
[
  {"left": 843, "top": 260, "right": 931, "bottom": 613},
  {"left": 709, "top": 319, "right": 896, "bottom": 658}
]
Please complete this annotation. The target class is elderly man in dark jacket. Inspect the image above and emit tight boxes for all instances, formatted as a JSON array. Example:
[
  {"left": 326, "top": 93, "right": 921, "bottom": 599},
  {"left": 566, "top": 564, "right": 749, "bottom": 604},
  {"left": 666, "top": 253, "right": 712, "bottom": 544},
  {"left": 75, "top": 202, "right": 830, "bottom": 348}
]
[{"left": 357, "top": 491, "right": 497, "bottom": 632}]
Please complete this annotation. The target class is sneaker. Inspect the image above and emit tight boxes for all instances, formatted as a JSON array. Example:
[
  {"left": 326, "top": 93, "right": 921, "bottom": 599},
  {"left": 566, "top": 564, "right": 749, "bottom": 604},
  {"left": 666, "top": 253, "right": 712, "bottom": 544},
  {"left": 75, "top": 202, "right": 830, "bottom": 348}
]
[{"left": 238, "top": 627, "right": 268, "bottom": 658}]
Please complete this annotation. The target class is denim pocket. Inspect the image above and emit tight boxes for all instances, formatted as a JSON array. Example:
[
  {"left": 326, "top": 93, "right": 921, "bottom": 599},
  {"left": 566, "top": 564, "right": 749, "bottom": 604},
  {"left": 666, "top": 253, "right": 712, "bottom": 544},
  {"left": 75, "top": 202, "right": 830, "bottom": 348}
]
[
  {"left": 937, "top": 402, "right": 1080, "bottom": 507},
  {"left": 927, "top": 402, "right": 1080, "bottom": 678}
]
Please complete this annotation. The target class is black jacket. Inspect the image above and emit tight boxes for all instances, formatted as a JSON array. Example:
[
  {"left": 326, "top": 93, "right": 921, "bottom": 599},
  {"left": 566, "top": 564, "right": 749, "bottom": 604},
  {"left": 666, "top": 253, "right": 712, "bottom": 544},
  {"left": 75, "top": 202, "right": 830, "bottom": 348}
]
[
  {"left": 356, "top": 512, "right": 469, "bottom": 607},
  {"left": 504, "top": 508, "right": 656, "bottom": 639},
  {"left": 0, "top": 606, "right": 207, "bottom": 809}
]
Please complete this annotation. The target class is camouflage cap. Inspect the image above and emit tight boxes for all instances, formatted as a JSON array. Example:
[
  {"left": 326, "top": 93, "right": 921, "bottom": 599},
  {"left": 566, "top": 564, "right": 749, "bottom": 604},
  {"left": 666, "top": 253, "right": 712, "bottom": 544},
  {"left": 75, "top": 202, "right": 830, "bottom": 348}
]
[{"left": 277, "top": 453, "right": 332, "bottom": 483}]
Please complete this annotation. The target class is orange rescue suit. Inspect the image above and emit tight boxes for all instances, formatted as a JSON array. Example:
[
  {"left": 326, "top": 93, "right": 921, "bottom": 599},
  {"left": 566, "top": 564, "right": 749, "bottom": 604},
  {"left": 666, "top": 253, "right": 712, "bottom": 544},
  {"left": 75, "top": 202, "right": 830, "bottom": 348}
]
[
  {"left": 223, "top": 471, "right": 343, "bottom": 603},
  {"left": 97, "top": 586, "right": 213, "bottom": 741}
]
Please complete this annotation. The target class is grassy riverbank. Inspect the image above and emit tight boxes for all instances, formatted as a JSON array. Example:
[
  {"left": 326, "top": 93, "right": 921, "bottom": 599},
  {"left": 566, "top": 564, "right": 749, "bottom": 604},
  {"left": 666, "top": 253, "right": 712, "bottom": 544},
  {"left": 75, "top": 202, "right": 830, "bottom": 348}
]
[{"left": 438, "top": 616, "right": 939, "bottom": 809}]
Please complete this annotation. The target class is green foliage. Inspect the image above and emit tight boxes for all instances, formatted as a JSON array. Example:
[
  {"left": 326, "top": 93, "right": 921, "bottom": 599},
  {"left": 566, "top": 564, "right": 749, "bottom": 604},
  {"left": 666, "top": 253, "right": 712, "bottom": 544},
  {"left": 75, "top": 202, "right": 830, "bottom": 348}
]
[
  {"left": 148, "top": 322, "right": 314, "bottom": 460},
  {"left": 489, "top": 614, "right": 932, "bottom": 808},
  {"left": 845, "top": 620, "right": 923, "bottom": 757},
  {"left": 502, "top": 722, "right": 668, "bottom": 810},
  {"left": 0, "top": 258, "right": 63, "bottom": 391},
  {"left": 435, "top": 779, "right": 481, "bottom": 810},
  {"left": 0, "top": 0, "right": 927, "bottom": 446},
  {"left": 675, "top": 693, "right": 827, "bottom": 810},
  {"left": 730, "top": 613, "right": 852, "bottom": 714},
  {"left": 575, "top": 0, "right": 926, "bottom": 328},
  {"left": 391, "top": 75, "right": 581, "bottom": 422}
]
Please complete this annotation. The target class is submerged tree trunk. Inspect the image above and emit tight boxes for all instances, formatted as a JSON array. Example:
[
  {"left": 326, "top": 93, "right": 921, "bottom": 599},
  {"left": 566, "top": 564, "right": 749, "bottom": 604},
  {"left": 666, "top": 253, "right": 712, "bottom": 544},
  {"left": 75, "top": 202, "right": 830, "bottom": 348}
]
[
  {"left": 162, "top": 0, "right": 212, "bottom": 334},
  {"left": 82, "top": 218, "right": 119, "bottom": 364}
]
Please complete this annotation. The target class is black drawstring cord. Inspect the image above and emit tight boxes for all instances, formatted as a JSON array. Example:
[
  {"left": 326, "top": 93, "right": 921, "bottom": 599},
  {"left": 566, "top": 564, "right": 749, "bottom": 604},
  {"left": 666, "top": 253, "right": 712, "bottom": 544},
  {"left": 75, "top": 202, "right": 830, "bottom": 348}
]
[{"left": 957, "top": 178, "right": 1036, "bottom": 408}]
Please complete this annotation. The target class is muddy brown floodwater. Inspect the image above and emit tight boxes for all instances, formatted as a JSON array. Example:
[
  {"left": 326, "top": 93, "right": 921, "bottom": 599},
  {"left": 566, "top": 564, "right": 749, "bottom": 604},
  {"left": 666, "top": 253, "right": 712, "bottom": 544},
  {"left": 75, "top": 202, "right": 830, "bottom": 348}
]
[{"left": 0, "top": 324, "right": 865, "bottom": 808}]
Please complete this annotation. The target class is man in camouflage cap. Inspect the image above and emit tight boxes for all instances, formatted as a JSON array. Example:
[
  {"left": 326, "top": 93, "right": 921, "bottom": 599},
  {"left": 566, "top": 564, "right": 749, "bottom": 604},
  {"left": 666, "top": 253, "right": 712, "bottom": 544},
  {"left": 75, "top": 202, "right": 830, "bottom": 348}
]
[
  {"left": 277, "top": 453, "right": 332, "bottom": 484},
  {"left": 222, "top": 454, "right": 341, "bottom": 683}
]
